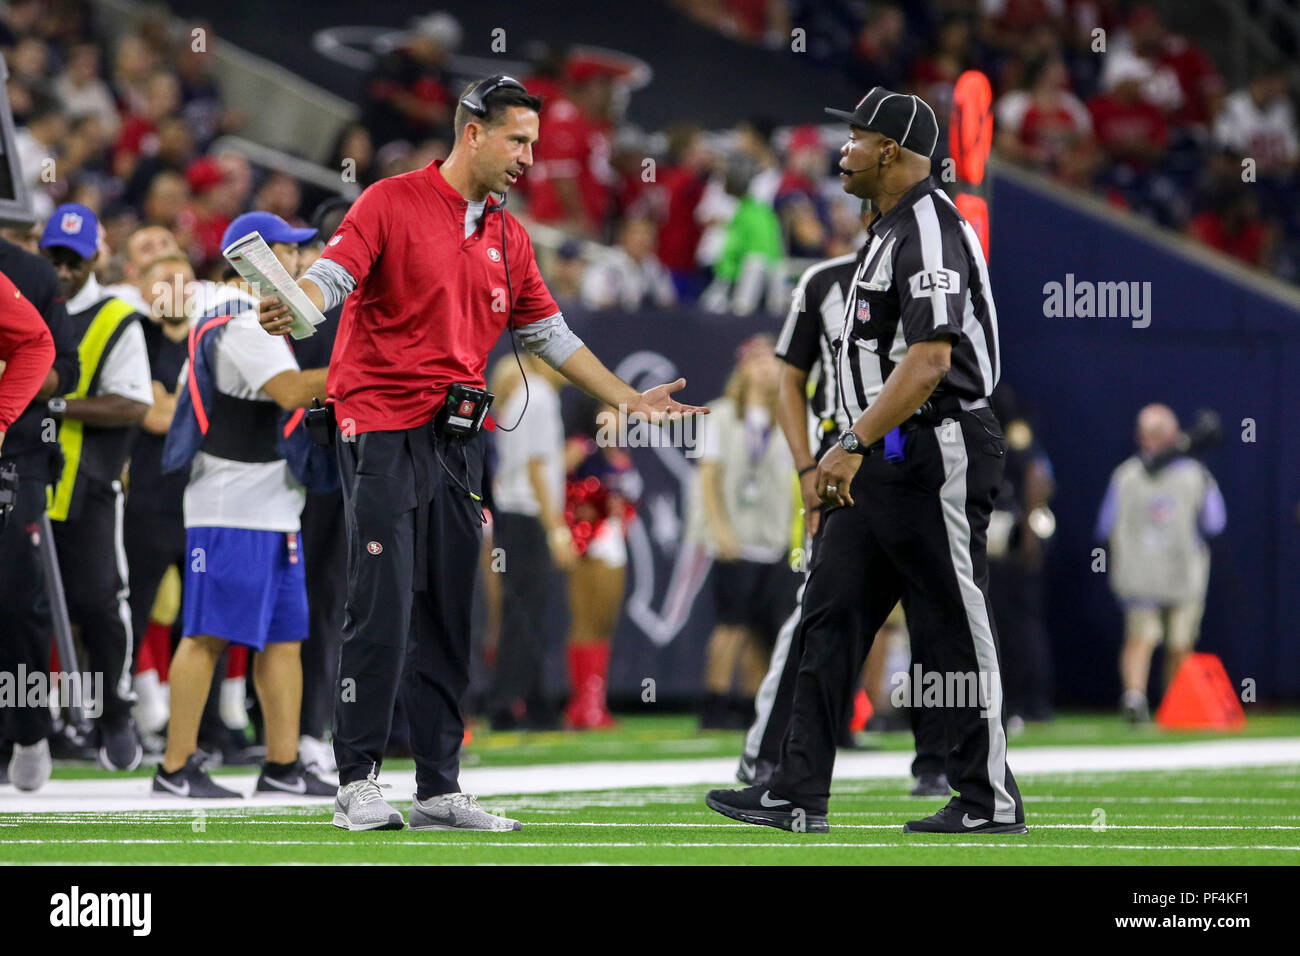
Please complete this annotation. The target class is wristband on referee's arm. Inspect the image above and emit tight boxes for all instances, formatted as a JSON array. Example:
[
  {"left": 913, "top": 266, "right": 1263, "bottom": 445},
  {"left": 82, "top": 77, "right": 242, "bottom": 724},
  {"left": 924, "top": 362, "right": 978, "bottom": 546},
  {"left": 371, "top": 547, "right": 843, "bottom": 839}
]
[{"left": 798, "top": 463, "right": 818, "bottom": 477}]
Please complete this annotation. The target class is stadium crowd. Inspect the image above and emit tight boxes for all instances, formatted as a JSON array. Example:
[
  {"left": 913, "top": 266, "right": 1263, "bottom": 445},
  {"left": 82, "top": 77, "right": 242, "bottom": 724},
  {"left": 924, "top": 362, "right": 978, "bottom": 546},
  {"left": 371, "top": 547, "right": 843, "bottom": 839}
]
[{"left": 0, "top": 0, "right": 1252, "bottom": 786}]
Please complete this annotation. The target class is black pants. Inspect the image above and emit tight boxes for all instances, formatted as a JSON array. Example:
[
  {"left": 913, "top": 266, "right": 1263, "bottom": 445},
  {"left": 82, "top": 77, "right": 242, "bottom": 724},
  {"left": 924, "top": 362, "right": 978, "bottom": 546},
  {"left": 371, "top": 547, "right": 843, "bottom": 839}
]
[
  {"left": 334, "top": 423, "right": 485, "bottom": 797},
  {"left": 742, "top": 522, "right": 946, "bottom": 778},
  {"left": 768, "top": 408, "right": 1024, "bottom": 821},
  {"left": 300, "top": 489, "right": 346, "bottom": 739},
  {"left": 0, "top": 473, "right": 55, "bottom": 745},
  {"left": 123, "top": 507, "right": 185, "bottom": 656},
  {"left": 50, "top": 479, "right": 135, "bottom": 725},
  {"left": 488, "top": 510, "right": 556, "bottom": 716},
  {"left": 990, "top": 556, "right": 1054, "bottom": 721}
]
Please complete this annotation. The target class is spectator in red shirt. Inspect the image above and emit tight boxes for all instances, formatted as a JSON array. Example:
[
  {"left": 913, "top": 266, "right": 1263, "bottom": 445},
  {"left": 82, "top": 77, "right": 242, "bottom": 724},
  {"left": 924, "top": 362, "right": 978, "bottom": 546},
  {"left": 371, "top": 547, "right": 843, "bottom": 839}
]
[
  {"left": 655, "top": 124, "right": 716, "bottom": 299},
  {"left": 361, "top": 12, "right": 459, "bottom": 148},
  {"left": 1187, "top": 184, "right": 1275, "bottom": 270},
  {"left": 258, "top": 77, "right": 708, "bottom": 832},
  {"left": 1124, "top": 4, "right": 1223, "bottom": 134},
  {"left": 0, "top": 271, "right": 55, "bottom": 456},
  {"left": 526, "top": 61, "right": 619, "bottom": 239},
  {"left": 113, "top": 68, "right": 181, "bottom": 180},
  {"left": 775, "top": 125, "right": 833, "bottom": 259},
  {"left": 175, "top": 157, "right": 233, "bottom": 272},
  {"left": 997, "top": 54, "right": 1098, "bottom": 186},
  {"left": 1088, "top": 53, "right": 1167, "bottom": 174}
]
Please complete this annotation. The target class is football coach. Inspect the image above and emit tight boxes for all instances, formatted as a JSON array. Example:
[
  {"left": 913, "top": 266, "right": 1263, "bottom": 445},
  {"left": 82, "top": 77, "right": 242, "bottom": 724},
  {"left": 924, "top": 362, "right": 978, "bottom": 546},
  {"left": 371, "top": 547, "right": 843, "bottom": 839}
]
[
  {"left": 259, "top": 76, "right": 707, "bottom": 832},
  {"left": 707, "top": 87, "right": 1026, "bottom": 835}
]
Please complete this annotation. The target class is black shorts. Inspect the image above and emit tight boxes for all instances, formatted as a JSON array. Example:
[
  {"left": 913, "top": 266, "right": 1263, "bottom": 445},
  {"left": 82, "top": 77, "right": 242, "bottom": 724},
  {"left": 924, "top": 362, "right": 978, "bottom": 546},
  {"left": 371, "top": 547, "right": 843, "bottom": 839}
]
[{"left": 711, "top": 558, "right": 798, "bottom": 639}]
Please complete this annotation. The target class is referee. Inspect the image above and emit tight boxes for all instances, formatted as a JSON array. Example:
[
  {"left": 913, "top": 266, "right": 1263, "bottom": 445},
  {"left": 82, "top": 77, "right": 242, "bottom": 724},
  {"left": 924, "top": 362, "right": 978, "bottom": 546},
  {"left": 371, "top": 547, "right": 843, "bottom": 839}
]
[
  {"left": 259, "top": 76, "right": 706, "bottom": 832},
  {"left": 708, "top": 87, "right": 1025, "bottom": 834},
  {"left": 739, "top": 235, "right": 946, "bottom": 797}
]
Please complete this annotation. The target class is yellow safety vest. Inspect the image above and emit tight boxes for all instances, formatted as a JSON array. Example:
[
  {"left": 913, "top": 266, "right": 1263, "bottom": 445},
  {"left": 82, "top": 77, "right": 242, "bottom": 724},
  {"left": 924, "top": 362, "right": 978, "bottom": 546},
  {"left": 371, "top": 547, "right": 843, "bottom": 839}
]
[{"left": 47, "top": 298, "right": 138, "bottom": 522}]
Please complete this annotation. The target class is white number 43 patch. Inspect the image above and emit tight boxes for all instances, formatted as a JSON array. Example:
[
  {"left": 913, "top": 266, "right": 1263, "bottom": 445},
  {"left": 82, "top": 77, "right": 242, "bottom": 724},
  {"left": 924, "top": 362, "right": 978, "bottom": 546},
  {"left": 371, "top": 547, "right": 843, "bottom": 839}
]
[{"left": 908, "top": 268, "right": 960, "bottom": 297}]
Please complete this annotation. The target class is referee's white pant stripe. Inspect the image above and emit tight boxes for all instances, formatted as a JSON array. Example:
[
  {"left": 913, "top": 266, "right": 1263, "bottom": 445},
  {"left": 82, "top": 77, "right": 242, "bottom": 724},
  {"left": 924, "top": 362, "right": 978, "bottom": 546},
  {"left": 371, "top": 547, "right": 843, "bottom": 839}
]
[
  {"left": 111, "top": 481, "right": 136, "bottom": 706},
  {"left": 936, "top": 428, "right": 1016, "bottom": 823},
  {"left": 742, "top": 578, "right": 805, "bottom": 763}
]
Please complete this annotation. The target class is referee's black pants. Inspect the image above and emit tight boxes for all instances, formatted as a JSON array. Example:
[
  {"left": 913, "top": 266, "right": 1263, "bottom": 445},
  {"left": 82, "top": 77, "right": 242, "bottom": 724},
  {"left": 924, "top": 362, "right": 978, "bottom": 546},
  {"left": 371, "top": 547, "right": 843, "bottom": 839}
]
[
  {"left": 768, "top": 408, "right": 1024, "bottom": 823},
  {"left": 334, "top": 423, "right": 485, "bottom": 798},
  {"left": 743, "top": 517, "right": 948, "bottom": 779}
]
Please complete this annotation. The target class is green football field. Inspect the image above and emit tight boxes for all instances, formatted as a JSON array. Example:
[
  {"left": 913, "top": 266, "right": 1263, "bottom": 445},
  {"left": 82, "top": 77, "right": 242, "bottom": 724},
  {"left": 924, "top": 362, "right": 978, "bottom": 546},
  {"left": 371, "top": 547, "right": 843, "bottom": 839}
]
[{"left": 3, "top": 714, "right": 1298, "bottom": 865}]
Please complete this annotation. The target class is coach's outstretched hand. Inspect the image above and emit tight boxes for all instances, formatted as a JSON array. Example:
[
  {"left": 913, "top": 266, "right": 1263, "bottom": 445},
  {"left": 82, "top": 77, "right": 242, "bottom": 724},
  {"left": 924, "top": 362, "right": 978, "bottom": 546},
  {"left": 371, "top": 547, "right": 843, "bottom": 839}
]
[{"left": 626, "top": 378, "right": 710, "bottom": 424}]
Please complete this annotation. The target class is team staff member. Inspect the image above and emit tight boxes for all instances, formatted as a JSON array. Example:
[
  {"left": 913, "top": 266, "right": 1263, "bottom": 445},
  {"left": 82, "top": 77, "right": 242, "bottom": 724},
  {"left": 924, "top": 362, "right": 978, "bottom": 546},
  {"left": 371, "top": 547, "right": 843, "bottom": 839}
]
[
  {"left": 739, "top": 243, "right": 948, "bottom": 797},
  {"left": 0, "top": 235, "right": 79, "bottom": 791},
  {"left": 40, "top": 205, "right": 153, "bottom": 773},
  {"left": 260, "top": 76, "right": 706, "bottom": 832},
  {"left": 0, "top": 270, "right": 55, "bottom": 790},
  {"left": 708, "top": 87, "right": 1025, "bottom": 834},
  {"left": 0, "top": 269, "right": 55, "bottom": 449}
]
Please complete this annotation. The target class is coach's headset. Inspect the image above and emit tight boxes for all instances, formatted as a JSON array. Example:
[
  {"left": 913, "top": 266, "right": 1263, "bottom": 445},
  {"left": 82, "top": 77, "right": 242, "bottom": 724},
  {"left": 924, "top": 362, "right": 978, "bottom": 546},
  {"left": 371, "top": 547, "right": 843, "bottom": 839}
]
[{"left": 434, "top": 75, "right": 535, "bottom": 511}]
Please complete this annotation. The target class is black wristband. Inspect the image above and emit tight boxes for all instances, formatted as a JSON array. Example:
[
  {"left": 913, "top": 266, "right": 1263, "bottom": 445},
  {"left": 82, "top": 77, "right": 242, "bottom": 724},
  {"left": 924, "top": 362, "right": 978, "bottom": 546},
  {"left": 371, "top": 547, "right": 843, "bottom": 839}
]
[{"left": 798, "top": 464, "right": 817, "bottom": 477}]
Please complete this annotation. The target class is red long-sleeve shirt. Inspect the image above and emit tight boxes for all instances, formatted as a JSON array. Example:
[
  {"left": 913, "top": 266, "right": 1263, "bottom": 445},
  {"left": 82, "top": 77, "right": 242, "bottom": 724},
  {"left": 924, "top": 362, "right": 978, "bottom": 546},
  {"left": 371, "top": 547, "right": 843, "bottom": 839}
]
[{"left": 0, "top": 270, "right": 55, "bottom": 433}]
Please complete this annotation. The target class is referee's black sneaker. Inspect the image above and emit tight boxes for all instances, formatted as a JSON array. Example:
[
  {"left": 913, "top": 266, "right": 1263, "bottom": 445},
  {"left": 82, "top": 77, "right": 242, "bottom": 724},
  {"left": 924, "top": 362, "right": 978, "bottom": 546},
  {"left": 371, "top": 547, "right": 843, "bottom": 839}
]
[
  {"left": 706, "top": 785, "right": 829, "bottom": 833},
  {"left": 903, "top": 802, "right": 1028, "bottom": 834},
  {"left": 255, "top": 760, "right": 336, "bottom": 797}
]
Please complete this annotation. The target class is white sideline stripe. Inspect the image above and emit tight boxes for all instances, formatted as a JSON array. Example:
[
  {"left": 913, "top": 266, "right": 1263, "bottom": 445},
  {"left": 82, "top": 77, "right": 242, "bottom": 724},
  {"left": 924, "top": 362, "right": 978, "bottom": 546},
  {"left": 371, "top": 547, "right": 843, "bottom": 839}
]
[
  {"left": 1, "top": 737, "right": 1296, "bottom": 814},
  {"left": 10, "top": 819, "right": 1300, "bottom": 831},
  {"left": 0, "top": 838, "right": 1297, "bottom": 852}
]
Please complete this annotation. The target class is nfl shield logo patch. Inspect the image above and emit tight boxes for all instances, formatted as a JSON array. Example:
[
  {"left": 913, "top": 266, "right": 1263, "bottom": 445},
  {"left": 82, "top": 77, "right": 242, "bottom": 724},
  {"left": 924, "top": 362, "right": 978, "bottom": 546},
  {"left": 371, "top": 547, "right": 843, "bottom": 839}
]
[
  {"left": 60, "top": 212, "right": 84, "bottom": 234},
  {"left": 856, "top": 298, "right": 870, "bottom": 322}
]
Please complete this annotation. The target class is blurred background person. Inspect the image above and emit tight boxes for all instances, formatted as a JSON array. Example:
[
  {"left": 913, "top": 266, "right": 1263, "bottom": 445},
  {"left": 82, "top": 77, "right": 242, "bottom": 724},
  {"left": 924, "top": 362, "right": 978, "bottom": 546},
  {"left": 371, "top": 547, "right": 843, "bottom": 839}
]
[
  {"left": 562, "top": 397, "right": 642, "bottom": 729},
  {"left": 0, "top": 223, "right": 80, "bottom": 790},
  {"left": 486, "top": 355, "right": 572, "bottom": 731},
  {"left": 580, "top": 216, "right": 676, "bottom": 311},
  {"left": 696, "top": 335, "right": 799, "bottom": 729},
  {"left": 289, "top": 198, "right": 351, "bottom": 778},
  {"left": 1096, "top": 404, "right": 1227, "bottom": 723},
  {"left": 527, "top": 60, "right": 621, "bottom": 240},
  {"left": 360, "top": 11, "right": 459, "bottom": 149},
  {"left": 123, "top": 251, "right": 195, "bottom": 746},
  {"left": 153, "top": 212, "right": 330, "bottom": 798},
  {"left": 988, "top": 387, "right": 1057, "bottom": 730},
  {"left": 40, "top": 203, "right": 153, "bottom": 772}
]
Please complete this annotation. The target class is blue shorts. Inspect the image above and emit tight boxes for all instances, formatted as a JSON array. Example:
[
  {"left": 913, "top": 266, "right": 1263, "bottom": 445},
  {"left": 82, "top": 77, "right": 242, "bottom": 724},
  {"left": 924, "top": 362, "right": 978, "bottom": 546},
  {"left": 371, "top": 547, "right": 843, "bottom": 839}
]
[{"left": 182, "top": 526, "right": 308, "bottom": 650}]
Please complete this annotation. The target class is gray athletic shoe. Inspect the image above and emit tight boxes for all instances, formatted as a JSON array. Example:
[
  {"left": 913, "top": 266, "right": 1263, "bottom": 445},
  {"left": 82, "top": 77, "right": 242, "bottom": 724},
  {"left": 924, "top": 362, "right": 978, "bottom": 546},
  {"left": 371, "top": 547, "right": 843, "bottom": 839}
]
[
  {"left": 9, "top": 739, "right": 52, "bottom": 792},
  {"left": 409, "top": 792, "right": 522, "bottom": 831},
  {"left": 332, "top": 771, "right": 404, "bottom": 831}
]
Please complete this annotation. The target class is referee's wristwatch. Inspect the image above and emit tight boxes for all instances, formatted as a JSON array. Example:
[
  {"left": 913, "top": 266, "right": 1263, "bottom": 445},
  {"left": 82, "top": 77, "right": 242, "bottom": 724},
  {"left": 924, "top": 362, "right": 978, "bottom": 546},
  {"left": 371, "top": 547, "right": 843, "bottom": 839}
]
[
  {"left": 46, "top": 397, "right": 67, "bottom": 421},
  {"left": 838, "top": 430, "right": 866, "bottom": 455}
]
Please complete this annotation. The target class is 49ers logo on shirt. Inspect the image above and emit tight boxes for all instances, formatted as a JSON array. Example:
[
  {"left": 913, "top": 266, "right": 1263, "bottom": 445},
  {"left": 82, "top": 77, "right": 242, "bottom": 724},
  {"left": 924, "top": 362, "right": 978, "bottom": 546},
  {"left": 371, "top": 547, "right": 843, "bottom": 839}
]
[
  {"left": 367, "top": 541, "right": 383, "bottom": 555},
  {"left": 487, "top": 248, "right": 501, "bottom": 262},
  {"left": 328, "top": 234, "right": 343, "bottom": 247}
]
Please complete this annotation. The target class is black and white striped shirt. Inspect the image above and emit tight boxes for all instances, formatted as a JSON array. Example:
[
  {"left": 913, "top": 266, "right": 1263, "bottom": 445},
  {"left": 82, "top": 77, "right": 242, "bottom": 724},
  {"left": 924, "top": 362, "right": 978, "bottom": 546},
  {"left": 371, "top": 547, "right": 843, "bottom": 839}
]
[
  {"left": 775, "top": 253, "right": 857, "bottom": 457},
  {"left": 834, "top": 176, "right": 1000, "bottom": 430}
]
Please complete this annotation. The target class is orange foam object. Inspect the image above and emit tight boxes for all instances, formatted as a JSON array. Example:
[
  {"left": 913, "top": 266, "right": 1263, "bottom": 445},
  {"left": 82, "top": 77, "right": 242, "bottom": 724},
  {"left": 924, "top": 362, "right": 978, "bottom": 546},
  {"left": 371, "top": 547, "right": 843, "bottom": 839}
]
[
  {"left": 850, "top": 688, "right": 874, "bottom": 732},
  {"left": 1155, "top": 652, "right": 1246, "bottom": 731}
]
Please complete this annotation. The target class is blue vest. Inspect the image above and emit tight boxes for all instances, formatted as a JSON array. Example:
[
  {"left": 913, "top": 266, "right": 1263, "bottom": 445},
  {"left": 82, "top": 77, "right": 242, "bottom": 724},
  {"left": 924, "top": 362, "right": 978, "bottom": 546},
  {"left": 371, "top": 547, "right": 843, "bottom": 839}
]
[{"left": 161, "top": 297, "right": 338, "bottom": 493}]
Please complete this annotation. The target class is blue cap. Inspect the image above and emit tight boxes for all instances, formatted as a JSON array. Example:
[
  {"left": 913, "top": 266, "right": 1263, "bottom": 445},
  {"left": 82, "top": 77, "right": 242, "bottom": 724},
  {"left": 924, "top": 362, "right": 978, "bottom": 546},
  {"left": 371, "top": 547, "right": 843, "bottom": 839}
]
[
  {"left": 40, "top": 203, "right": 99, "bottom": 260},
  {"left": 221, "top": 211, "right": 317, "bottom": 252}
]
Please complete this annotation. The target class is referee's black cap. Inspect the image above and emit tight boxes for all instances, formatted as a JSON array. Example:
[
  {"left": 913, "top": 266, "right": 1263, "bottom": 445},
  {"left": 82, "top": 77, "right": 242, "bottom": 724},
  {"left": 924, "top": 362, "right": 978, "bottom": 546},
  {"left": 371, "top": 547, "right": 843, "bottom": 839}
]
[{"left": 825, "top": 87, "right": 940, "bottom": 158}]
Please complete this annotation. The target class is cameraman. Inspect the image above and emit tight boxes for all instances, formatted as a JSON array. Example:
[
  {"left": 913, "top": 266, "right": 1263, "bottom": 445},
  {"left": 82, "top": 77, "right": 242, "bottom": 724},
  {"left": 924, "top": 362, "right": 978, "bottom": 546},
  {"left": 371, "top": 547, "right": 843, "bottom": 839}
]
[
  {"left": 259, "top": 76, "right": 706, "bottom": 832},
  {"left": 1096, "top": 404, "right": 1227, "bottom": 722}
]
